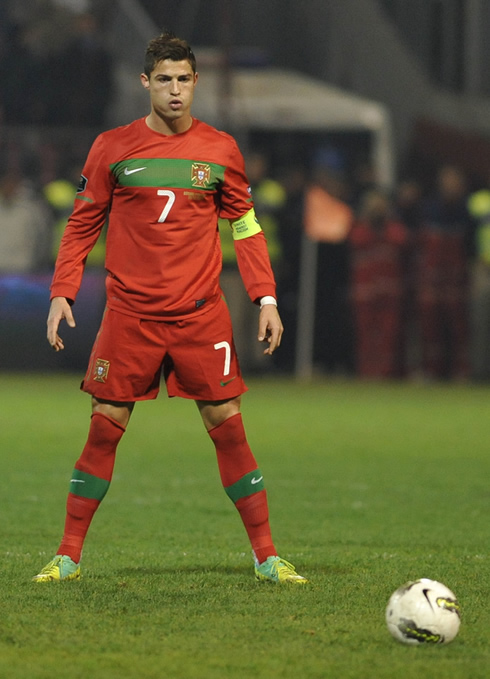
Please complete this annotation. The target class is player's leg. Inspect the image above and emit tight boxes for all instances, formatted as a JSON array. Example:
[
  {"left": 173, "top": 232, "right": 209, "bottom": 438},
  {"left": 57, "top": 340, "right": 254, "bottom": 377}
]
[
  {"left": 163, "top": 298, "right": 306, "bottom": 583},
  {"left": 32, "top": 399, "right": 133, "bottom": 583},
  {"left": 197, "top": 395, "right": 276, "bottom": 564},
  {"left": 58, "top": 399, "right": 133, "bottom": 563},
  {"left": 197, "top": 397, "right": 307, "bottom": 584},
  {"left": 33, "top": 308, "right": 166, "bottom": 583}
]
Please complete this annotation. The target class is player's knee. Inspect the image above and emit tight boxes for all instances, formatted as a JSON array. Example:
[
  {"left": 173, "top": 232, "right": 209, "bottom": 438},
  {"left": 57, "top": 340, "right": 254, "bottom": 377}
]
[
  {"left": 196, "top": 395, "right": 241, "bottom": 430},
  {"left": 91, "top": 397, "right": 134, "bottom": 428}
]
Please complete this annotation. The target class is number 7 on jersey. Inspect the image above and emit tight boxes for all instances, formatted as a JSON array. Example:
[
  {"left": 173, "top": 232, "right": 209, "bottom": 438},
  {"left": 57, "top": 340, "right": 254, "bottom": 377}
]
[
  {"left": 214, "top": 341, "right": 231, "bottom": 376},
  {"left": 157, "top": 189, "right": 176, "bottom": 223}
]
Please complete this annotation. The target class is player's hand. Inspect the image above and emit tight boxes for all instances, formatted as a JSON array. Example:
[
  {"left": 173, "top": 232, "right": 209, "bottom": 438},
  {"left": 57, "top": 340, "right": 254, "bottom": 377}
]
[
  {"left": 258, "top": 304, "right": 283, "bottom": 355},
  {"left": 47, "top": 296, "right": 76, "bottom": 351}
]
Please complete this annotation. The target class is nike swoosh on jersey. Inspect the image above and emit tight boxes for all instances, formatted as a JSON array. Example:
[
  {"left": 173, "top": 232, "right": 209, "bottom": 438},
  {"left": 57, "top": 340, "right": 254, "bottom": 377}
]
[
  {"left": 251, "top": 476, "right": 263, "bottom": 485},
  {"left": 124, "top": 167, "right": 147, "bottom": 175},
  {"left": 220, "top": 376, "right": 237, "bottom": 387}
]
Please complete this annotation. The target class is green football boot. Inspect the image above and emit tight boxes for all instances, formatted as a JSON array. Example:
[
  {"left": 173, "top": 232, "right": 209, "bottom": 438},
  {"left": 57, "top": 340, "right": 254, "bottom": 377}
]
[
  {"left": 255, "top": 556, "right": 308, "bottom": 584},
  {"left": 32, "top": 555, "right": 81, "bottom": 583}
]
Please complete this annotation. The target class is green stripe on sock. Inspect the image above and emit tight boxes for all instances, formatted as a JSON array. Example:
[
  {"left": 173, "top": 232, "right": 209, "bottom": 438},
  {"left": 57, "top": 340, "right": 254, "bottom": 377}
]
[
  {"left": 224, "top": 469, "right": 265, "bottom": 503},
  {"left": 69, "top": 468, "right": 110, "bottom": 501}
]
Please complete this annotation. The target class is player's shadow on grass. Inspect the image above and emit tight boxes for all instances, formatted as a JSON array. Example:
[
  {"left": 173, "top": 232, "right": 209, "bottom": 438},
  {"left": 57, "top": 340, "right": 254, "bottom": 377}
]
[
  {"left": 114, "top": 563, "right": 346, "bottom": 578},
  {"left": 115, "top": 564, "right": 251, "bottom": 577}
]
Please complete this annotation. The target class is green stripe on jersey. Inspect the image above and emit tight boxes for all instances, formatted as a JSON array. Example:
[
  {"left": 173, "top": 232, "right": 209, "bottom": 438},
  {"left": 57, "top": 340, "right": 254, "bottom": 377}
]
[
  {"left": 69, "top": 468, "right": 110, "bottom": 501},
  {"left": 224, "top": 469, "right": 265, "bottom": 503},
  {"left": 110, "top": 158, "right": 226, "bottom": 190}
]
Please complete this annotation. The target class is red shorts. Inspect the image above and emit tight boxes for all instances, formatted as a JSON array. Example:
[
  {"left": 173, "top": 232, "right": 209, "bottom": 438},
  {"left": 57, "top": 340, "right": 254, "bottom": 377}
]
[{"left": 81, "top": 298, "right": 248, "bottom": 402}]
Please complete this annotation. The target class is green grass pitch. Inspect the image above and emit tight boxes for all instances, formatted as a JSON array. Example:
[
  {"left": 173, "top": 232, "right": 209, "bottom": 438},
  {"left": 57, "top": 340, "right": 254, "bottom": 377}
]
[{"left": 1, "top": 373, "right": 490, "bottom": 678}]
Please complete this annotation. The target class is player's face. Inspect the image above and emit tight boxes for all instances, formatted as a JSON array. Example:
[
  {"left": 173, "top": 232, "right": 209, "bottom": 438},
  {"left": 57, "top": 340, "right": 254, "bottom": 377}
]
[{"left": 141, "top": 59, "right": 198, "bottom": 130}]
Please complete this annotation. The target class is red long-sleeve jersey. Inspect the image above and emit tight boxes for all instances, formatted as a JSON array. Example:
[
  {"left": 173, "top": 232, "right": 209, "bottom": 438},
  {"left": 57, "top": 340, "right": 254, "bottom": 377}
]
[{"left": 51, "top": 117, "right": 277, "bottom": 319}]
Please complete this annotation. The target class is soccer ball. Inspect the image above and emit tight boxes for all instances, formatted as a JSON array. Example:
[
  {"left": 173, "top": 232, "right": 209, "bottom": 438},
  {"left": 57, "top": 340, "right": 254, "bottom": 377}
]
[{"left": 385, "top": 578, "right": 461, "bottom": 645}]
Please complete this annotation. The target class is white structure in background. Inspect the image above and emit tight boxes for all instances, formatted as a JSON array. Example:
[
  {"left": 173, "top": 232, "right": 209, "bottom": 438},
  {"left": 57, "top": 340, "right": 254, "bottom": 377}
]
[{"left": 192, "top": 63, "right": 394, "bottom": 380}]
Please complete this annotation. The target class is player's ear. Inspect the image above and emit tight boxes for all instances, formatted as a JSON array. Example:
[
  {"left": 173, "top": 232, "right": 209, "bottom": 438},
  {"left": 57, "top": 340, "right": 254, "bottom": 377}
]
[{"left": 140, "top": 73, "right": 150, "bottom": 90}]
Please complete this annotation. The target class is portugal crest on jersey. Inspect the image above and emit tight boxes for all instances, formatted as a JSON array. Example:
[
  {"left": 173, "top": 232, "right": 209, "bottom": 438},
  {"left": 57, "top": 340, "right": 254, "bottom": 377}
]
[
  {"left": 191, "top": 163, "right": 211, "bottom": 188},
  {"left": 93, "top": 358, "right": 110, "bottom": 383}
]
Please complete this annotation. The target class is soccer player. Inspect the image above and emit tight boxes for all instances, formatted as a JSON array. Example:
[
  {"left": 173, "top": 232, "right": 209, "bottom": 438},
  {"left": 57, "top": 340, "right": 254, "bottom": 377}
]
[{"left": 33, "top": 32, "right": 307, "bottom": 585}]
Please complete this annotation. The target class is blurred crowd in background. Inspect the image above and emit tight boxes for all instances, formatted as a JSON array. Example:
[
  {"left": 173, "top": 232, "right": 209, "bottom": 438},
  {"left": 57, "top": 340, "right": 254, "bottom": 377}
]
[
  {"left": 0, "top": 1, "right": 114, "bottom": 127},
  {"left": 1, "top": 2, "right": 490, "bottom": 383}
]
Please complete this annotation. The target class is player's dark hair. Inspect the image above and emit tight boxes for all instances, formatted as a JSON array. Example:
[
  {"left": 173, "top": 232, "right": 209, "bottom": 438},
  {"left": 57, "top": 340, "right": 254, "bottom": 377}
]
[{"left": 144, "top": 31, "right": 196, "bottom": 76}]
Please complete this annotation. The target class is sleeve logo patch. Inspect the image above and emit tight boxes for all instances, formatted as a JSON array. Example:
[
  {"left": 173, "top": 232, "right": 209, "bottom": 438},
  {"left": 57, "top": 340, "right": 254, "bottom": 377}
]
[
  {"left": 191, "top": 163, "right": 211, "bottom": 188},
  {"left": 77, "top": 174, "right": 88, "bottom": 193},
  {"left": 93, "top": 358, "right": 110, "bottom": 383}
]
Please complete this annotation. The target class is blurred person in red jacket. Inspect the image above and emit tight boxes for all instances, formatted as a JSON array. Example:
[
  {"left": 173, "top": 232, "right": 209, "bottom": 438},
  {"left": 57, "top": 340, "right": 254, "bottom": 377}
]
[{"left": 349, "top": 188, "right": 409, "bottom": 378}]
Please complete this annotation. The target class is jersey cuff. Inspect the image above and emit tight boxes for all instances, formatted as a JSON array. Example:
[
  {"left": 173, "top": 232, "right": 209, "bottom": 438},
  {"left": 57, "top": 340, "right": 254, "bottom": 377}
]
[
  {"left": 230, "top": 208, "right": 262, "bottom": 240},
  {"left": 50, "top": 284, "right": 79, "bottom": 304}
]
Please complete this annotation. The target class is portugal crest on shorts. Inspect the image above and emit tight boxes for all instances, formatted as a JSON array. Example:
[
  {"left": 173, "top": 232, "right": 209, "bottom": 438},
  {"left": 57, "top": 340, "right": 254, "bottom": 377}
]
[
  {"left": 191, "top": 163, "right": 211, "bottom": 188},
  {"left": 93, "top": 358, "right": 110, "bottom": 383}
]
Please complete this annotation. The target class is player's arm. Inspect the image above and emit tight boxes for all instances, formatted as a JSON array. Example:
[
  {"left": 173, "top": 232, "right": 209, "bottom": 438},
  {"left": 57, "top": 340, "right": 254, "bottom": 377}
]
[
  {"left": 221, "top": 141, "right": 283, "bottom": 354},
  {"left": 230, "top": 209, "right": 283, "bottom": 354},
  {"left": 48, "top": 135, "right": 113, "bottom": 349},
  {"left": 257, "top": 297, "right": 283, "bottom": 355},
  {"left": 50, "top": 134, "right": 114, "bottom": 304},
  {"left": 47, "top": 296, "right": 76, "bottom": 351}
]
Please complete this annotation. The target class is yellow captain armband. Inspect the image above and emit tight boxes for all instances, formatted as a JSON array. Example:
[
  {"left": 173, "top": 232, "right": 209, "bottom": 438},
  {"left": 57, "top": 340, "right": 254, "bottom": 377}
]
[{"left": 230, "top": 208, "right": 262, "bottom": 240}]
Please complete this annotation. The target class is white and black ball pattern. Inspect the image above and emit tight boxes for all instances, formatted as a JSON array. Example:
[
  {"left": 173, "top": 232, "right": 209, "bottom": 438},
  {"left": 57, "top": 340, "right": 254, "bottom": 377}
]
[{"left": 386, "top": 578, "right": 461, "bottom": 645}]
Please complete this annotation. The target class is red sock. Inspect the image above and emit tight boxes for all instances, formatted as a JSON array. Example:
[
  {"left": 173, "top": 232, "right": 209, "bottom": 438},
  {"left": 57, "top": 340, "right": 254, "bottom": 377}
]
[
  {"left": 57, "top": 412, "right": 125, "bottom": 563},
  {"left": 208, "top": 413, "right": 277, "bottom": 564}
]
